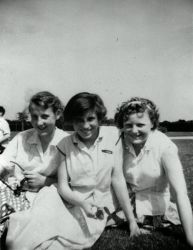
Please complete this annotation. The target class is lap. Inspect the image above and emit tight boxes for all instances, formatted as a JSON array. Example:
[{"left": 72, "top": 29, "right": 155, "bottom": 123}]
[{"left": 6, "top": 185, "right": 108, "bottom": 250}]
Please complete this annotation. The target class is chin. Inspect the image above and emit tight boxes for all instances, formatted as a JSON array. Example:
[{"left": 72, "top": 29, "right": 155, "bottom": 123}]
[
  {"left": 131, "top": 139, "right": 146, "bottom": 145},
  {"left": 38, "top": 131, "right": 48, "bottom": 137},
  {"left": 81, "top": 135, "right": 92, "bottom": 141}
]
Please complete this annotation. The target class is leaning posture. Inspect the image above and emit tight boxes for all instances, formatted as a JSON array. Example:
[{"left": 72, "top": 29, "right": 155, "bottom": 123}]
[{"left": 114, "top": 97, "right": 193, "bottom": 246}]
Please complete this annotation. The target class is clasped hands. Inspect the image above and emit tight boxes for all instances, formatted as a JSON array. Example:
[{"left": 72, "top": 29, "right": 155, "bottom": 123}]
[{"left": 22, "top": 170, "right": 46, "bottom": 190}]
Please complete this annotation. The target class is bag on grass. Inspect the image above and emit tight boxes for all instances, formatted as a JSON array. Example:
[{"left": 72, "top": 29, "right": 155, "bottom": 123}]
[{"left": 0, "top": 184, "right": 30, "bottom": 223}]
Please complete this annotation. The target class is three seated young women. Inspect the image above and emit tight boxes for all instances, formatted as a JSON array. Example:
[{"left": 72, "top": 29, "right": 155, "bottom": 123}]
[{"left": 1, "top": 92, "right": 193, "bottom": 249}]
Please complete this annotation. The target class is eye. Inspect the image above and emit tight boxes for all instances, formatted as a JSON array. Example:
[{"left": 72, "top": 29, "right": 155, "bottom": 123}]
[
  {"left": 41, "top": 114, "right": 49, "bottom": 119},
  {"left": 87, "top": 116, "right": 96, "bottom": 122},
  {"left": 137, "top": 123, "right": 145, "bottom": 127},
  {"left": 124, "top": 124, "right": 132, "bottom": 129},
  {"left": 31, "top": 115, "right": 38, "bottom": 120}
]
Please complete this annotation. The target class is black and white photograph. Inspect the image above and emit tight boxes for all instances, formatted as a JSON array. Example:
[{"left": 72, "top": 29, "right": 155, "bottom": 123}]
[{"left": 0, "top": 0, "right": 193, "bottom": 249}]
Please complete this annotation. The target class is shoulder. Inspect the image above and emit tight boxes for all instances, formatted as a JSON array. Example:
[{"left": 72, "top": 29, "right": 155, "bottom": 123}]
[
  {"left": 54, "top": 128, "right": 70, "bottom": 141},
  {"left": 0, "top": 117, "right": 9, "bottom": 126},
  {"left": 14, "top": 128, "right": 34, "bottom": 139},
  {"left": 55, "top": 128, "right": 70, "bottom": 137},
  {"left": 57, "top": 133, "right": 74, "bottom": 151},
  {"left": 7, "top": 129, "right": 35, "bottom": 146},
  {"left": 149, "top": 130, "right": 177, "bottom": 153}
]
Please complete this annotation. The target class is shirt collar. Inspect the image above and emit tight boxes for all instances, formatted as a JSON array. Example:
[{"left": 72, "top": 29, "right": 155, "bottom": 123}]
[
  {"left": 27, "top": 129, "right": 40, "bottom": 145},
  {"left": 27, "top": 127, "right": 59, "bottom": 146}
]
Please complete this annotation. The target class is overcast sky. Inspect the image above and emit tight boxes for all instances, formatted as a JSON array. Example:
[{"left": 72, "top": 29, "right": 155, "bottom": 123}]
[{"left": 0, "top": 0, "right": 192, "bottom": 121}]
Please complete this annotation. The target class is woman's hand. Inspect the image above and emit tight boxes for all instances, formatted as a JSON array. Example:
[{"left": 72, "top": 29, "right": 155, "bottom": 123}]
[
  {"left": 80, "top": 200, "right": 98, "bottom": 218},
  {"left": 23, "top": 170, "right": 46, "bottom": 189},
  {"left": 128, "top": 220, "right": 141, "bottom": 238}
]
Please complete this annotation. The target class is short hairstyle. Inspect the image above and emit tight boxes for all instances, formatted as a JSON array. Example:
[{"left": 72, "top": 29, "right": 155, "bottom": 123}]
[
  {"left": 0, "top": 106, "right": 5, "bottom": 115},
  {"left": 114, "top": 97, "right": 159, "bottom": 130},
  {"left": 64, "top": 92, "right": 107, "bottom": 123},
  {"left": 29, "top": 91, "right": 64, "bottom": 114}
]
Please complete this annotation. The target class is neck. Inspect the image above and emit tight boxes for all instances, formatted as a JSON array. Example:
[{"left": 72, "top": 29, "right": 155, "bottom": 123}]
[
  {"left": 132, "top": 143, "right": 145, "bottom": 156},
  {"left": 39, "top": 129, "right": 55, "bottom": 152}
]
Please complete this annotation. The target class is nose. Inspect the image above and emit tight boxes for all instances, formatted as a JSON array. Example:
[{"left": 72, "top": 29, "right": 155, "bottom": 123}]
[
  {"left": 37, "top": 117, "right": 44, "bottom": 126},
  {"left": 82, "top": 121, "right": 90, "bottom": 130},
  {"left": 131, "top": 125, "right": 139, "bottom": 134}
]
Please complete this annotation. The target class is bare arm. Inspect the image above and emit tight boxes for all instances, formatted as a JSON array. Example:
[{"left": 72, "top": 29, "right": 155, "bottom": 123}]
[
  {"left": 162, "top": 149, "right": 193, "bottom": 246},
  {"left": 111, "top": 142, "right": 140, "bottom": 237},
  {"left": 57, "top": 154, "right": 97, "bottom": 218}
]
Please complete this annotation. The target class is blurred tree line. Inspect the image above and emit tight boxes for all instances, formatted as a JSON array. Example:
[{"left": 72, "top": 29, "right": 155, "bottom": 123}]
[{"left": 6, "top": 112, "right": 193, "bottom": 132}]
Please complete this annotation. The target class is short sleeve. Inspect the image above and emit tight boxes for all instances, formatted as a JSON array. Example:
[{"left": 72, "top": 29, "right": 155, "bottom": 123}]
[
  {"left": 56, "top": 143, "right": 66, "bottom": 163},
  {"left": 161, "top": 139, "right": 178, "bottom": 157},
  {"left": 113, "top": 137, "right": 123, "bottom": 171},
  {"left": 161, "top": 138, "right": 184, "bottom": 177}
]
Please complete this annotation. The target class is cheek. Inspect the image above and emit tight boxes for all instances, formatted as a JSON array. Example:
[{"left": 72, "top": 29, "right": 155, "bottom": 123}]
[
  {"left": 72, "top": 123, "right": 79, "bottom": 131},
  {"left": 30, "top": 119, "right": 36, "bottom": 126}
]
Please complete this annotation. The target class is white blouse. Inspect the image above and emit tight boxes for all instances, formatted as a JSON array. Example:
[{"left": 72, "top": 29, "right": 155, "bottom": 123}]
[{"left": 123, "top": 130, "right": 181, "bottom": 220}]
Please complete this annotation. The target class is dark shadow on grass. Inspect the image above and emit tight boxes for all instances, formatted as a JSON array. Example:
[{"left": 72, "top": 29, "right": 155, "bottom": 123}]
[{"left": 91, "top": 223, "right": 191, "bottom": 250}]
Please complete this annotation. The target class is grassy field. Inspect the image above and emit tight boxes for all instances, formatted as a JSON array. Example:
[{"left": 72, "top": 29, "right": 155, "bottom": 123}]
[
  {"left": 91, "top": 139, "right": 193, "bottom": 250},
  {"left": 166, "top": 132, "right": 193, "bottom": 137}
]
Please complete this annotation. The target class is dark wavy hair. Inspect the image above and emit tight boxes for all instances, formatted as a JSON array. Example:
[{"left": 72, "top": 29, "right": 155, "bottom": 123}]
[
  {"left": 64, "top": 92, "right": 107, "bottom": 123},
  {"left": 29, "top": 91, "right": 64, "bottom": 114},
  {"left": 114, "top": 97, "right": 159, "bottom": 130}
]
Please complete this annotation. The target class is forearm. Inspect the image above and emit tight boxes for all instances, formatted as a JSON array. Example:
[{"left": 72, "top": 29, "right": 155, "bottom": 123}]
[
  {"left": 112, "top": 177, "right": 135, "bottom": 222},
  {"left": 58, "top": 183, "right": 84, "bottom": 207},
  {"left": 176, "top": 193, "right": 193, "bottom": 241}
]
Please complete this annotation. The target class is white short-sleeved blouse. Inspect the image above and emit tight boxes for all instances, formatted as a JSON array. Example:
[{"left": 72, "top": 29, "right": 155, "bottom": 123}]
[
  {"left": 57, "top": 126, "right": 122, "bottom": 212},
  {"left": 0, "top": 127, "right": 69, "bottom": 180},
  {"left": 123, "top": 130, "right": 180, "bottom": 222}
]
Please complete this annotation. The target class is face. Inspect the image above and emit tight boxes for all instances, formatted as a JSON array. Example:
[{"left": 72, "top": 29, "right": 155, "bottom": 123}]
[
  {"left": 73, "top": 110, "right": 99, "bottom": 144},
  {"left": 30, "top": 103, "right": 60, "bottom": 138},
  {"left": 123, "top": 111, "right": 153, "bottom": 146}
]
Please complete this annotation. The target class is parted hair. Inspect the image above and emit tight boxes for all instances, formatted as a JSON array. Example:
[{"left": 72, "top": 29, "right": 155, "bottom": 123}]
[
  {"left": 29, "top": 91, "right": 64, "bottom": 114},
  {"left": 64, "top": 92, "right": 107, "bottom": 123},
  {"left": 114, "top": 97, "right": 159, "bottom": 130}
]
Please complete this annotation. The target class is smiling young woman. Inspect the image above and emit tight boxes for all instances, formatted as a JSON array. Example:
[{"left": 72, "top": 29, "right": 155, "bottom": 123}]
[
  {"left": 114, "top": 97, "right": 193, "bottom": 247},
  {"left": 0, "top": 91, "right": 69, "bottom": 192}
]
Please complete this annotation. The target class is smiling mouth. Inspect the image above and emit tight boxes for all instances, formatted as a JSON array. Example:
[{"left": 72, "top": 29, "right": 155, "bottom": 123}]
[
  {"left": 81, "top": 130, "right": 93, "bottom": 135},
  {"left": 131, "top": 135, "right": 143, "bottom": 139},
  {"left": 38, "top": 127, "right": 46, "bottom": 131}
]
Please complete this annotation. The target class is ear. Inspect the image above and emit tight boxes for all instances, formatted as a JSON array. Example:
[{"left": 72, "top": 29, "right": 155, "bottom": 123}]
[{"left": 55, "top": 110, "right": 62, "bottom": 120}]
